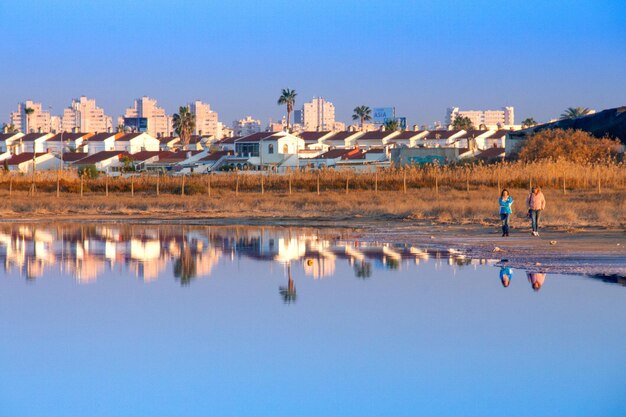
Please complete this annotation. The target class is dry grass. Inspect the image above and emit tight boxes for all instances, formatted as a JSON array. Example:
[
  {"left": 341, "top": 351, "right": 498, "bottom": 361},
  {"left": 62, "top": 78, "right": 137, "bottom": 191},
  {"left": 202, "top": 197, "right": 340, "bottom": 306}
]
[{"left": 1, "top": 160, "right": 624, "bottom": 228}]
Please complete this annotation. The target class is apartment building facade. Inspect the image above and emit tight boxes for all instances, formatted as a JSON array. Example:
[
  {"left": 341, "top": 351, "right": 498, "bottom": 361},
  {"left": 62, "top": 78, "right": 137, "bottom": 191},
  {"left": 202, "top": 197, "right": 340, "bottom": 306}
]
[
  {"left": 189, "top": 100, "right": 219, "bottom": 138},
  {"left": 297, "top": 97, "right": 335, "bottom": 131},
  {"left": 9, "top": 100, "right": 52, "bottom": 133},
  {"left": 233, "top": 116, "right": 262, "bottom": 137},
  {"left": 446, "top": 106, "right": 515, "bottom": 129},
  {"left": 123, "top": 96, "right": 172, "bottom": 137},
  {"left": 61, "top": 96, "right": 113, "bottom": 133}
]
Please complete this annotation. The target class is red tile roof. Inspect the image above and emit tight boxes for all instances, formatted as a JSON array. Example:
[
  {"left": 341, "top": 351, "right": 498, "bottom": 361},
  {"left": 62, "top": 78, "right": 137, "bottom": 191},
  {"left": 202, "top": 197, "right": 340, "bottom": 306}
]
[
  {"left": 317, "top": 149, "right": 352, "bottom": 159},
  {"left": 47, "top": 132, "right": 93, "bottom": 142},
  {"left": 129, "top": 151, "right": 161, "bottom": 161},
  {"left": 199, "top": 150, "right": 233, "bottom": 162},
  {"left": 489, "top": 130, "right": 509, "bottom": 139},
  {"left": 61, "top": 153, "right": 90, "bottom": 162},
  {"left": 393, "top": 130, "right": 426, "bottom": 140},
  {"left": 424, "top": 130, "right": 462, "bottom": 140},
  {"left": 88, "top": 132, "right": 120, "bottom": 142},
  {"left": 298, "top": 131, "right": 331, "bottom": 142},
  {"left": 323, "top": 131, "right": 359, "bottom": 142},
  {"left": 5, "top": 153, "right": 48, "bottom": 165},
  {"left": 457, "top": 130, "right": 492, "bottom": 139},
  {"left": 72, "top": 151, "right": 129, "bottom": 165},
  {"left": 478, "top": 147, "right": 506, "bottom": 159},
  {"left": 158, "top": 136, "right": 180, "bottom": 144},
  {"left": 0, "top": 133, "right": 22, "bottom": 141},
  {"left": 20, "top": 133, "right": 49, "bottom": 142},
  {"left": 343, "top": 149, "right": 366, "bottom": 160},
  {"left": 358, "top": 131, "right": 395, "bottom": 140},
  {"left": 117, "top": 133, "right": 145, "bottom": 141}
]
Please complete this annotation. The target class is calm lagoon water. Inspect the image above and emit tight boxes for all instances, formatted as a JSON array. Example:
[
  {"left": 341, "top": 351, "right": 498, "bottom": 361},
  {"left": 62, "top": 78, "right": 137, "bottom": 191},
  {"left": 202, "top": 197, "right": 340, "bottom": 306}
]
[{"left": 1, "top": 223, "right": 625, "bottom": 417}]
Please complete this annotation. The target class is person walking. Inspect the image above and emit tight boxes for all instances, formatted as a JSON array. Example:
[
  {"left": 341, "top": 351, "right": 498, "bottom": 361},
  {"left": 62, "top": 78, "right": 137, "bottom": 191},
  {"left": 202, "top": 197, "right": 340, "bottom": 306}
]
[
  {"left": 498, "top": 189, "right": 513, "bottom": 237},
  {"left": 526, "top": 186, "right": 546, "bottom": 236}
]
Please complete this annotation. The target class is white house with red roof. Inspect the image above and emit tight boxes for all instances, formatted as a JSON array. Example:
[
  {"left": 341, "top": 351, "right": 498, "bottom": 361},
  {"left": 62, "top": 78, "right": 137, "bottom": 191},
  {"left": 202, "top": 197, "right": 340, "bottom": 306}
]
[
  {"left": 389, "top": 130, "right": 429, "bottom": 148},
  {"left": 321, "top": 131, "right": 363, "bottom": 149},
  {"left": 72, "top": 151, "right": 131, "bottom": 175},
  {"left": 87, "top": 132, "right": 121, "bottom": 154},
  {"left": 422, "top": 130, "right": 466, "bottom": 147},
  {"left": 3, "top": 152, "right": 58, "bottom": 173},
  {"left": 16, "top": 132, "right": 53, "bottom": 153},
  {"left": 352, "top": 130, "right": 400, "bottom": 149},
  {"left": 114, "top": 132, "right": 160, "bottom": 153},
  {"left": 46, "top": 132, "right": 93, "bottom": 154},
  {"left": 0, "top": 132, "right": 24, "bottom": 153}
]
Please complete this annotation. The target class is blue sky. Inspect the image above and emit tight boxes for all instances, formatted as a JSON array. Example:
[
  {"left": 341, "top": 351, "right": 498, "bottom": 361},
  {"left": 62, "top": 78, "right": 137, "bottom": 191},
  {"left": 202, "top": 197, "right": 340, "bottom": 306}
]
[{"left": 1, "top": 0, "right": 624, "bottom": 127}]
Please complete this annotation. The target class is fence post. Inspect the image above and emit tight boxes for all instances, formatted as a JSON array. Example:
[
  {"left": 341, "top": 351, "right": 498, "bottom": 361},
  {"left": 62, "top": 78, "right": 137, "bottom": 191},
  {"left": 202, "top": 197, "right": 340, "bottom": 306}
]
[
  {"left": 131, "top": 175, "right": 135, "bottom": 197},
  {"left": 80, "top": 174, "right": 84, "bottom": 198},
  {"left": 9, "top": 176, "right": 12, "bottom": 196},
  {"left": 345, "top": 175, "right": 349, "bottom": 194},
  {"left": 375, "top": 171, "right": 378, "bottom": 193},
  {"left": 105, "top": 174, "right": 109, "bottom": 197},
  {"left": 156, "top": 174, "right": 160, "bottom": 196},
  {"left": 497, "top": 169, "right": 501, "bottom": 195},
  {"left": 562, "top": 172, "right": 566, "bottom": 194},
  {"left": 466, "top": 170, "right": 470, "bottom": 193},
  {"left": 403, "top": 170, "right": 407, "bottom": 194},
  {"left": 435, "top": 171, "right": 439, "bottom": 197},
  {"left": 598, "top": 174, "right": 601, "bottom": 194},
  {"left": 56, "top": 170, "right": 60, "bottom": 198},
  {"left": 207, "top": 175, "right": 211, "bottom": 197},
  {"left": 317, "top": 172, "right": 320, "bottom": 195},
  {"left": 261, "top": 172, "right": 264, "bottom": 194},
  {"left": 235, "top": 172, "right": 239, "bottom": 195},
  {"left": 289, "top": 173, "right": 292, "bottom": 195},
  {"left": 181, "top": 175, "right": 186, "bottom": 196}
]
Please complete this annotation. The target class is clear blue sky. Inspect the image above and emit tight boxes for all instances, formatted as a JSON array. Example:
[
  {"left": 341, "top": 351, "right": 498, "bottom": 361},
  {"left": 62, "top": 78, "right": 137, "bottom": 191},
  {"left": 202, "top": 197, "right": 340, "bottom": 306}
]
[{"left": 1, "top": 0, "right": 624, "bottom": 127}]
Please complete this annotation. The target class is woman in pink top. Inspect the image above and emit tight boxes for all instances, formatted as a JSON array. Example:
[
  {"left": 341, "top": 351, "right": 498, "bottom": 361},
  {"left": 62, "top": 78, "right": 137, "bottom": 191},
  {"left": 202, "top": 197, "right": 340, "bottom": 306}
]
[
  {"left": 526, "top": 186, "right": 546, "bottom": 236},
  {"left": 527, "top": 272, "right": 546, "bottom": 291}
]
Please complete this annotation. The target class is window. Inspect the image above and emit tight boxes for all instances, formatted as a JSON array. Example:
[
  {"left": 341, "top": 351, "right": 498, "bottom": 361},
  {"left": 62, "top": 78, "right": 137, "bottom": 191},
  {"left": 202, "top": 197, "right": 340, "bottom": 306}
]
[{"left": 268, "top": 143, "right": 274, "bottom": 154}]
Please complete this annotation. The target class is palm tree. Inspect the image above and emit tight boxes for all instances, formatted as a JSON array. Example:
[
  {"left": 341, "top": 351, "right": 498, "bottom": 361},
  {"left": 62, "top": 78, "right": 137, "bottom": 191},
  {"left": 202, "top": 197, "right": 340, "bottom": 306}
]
[
  {"left": 172, "top": 106, "right": 196, "bottom": 150},
  {"left": 452, "top": 115, "right": 474, "bottom": 131},
  {"left": 278, "top": 264, "right": 297, "bottom": 304},
  {"left": 560, "top": 107, "right": 592, "bottom": 120},
  {"left": 116, "top": 124, "right": 126, "bottom": 133},
  {"left": 24, "top": 107, "right": 35, "bottom": 133},
  {"left": 352, "top": 106, "right": 372, "bottom": 131},
  {"left": 2, "top": 123, "right": 17, "bottom": 133},
  {"left": 277, "top": 88, "right": 297, "bottom": 132},
  {"left": 521, "top": 118, "right": 538, "bottom": 129},
  {"left": 383, "top": 118, "right": 399, "bottom": 131}
]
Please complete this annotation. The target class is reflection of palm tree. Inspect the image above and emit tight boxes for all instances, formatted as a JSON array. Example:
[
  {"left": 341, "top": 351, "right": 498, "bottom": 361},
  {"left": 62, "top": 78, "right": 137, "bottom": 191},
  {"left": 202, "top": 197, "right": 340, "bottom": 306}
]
[
  {"left": 279, "top": 263, "right": 297, "bottom": 304},
  {"left": 174, "top": 245, "right": 197, "bottom": 286},
  {"left": 354, "top": 260, "right": 372, "bottom": 279}
]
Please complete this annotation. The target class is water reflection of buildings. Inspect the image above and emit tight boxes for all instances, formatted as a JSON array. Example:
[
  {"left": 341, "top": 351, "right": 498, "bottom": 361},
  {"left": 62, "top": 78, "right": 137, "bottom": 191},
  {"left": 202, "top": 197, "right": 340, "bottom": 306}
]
[{"left": 0, "top": 224, "right": 495, "bottom": 284}]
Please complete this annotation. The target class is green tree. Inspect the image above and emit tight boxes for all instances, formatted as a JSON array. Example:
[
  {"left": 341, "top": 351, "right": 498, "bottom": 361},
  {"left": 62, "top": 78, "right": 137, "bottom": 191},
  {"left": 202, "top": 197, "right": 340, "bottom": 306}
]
[
  {"left": 120, "top": 155, "right": 136, "bottom": 172},
  {"left": 174, "top": 245, "right": 197, "bottom": 286},
  {"left": 452, "top": 115, "right": 474, "bottom": 131},
  {"left": 560, "top": 107, "right": 592, "bottom": 120},
  {"left": 277, "top": 88, "right": 297, "bottom": 132},
  {"left": 2, "top": 123, "right": 18, "bottom": 133},
  {"left": 24, "top": 107, "right": 35, "bottom": 133},
  {"left": 116, "top": 124, "right": 126, "bottom": 133},
  {"left": 521, "top": 118, "right": 538, "bottom": 128},
  {"left": 77, "top": 164, "right": 99, "bottom": 178},
  {"left": 383, "top": 118, "right": 399, "bottom": 131},
  {"left": 352, "top": 106, "right": 372, "bottom": 131},
  {"left": 173, "top": 106, "right": 196, "bottom": 150}
]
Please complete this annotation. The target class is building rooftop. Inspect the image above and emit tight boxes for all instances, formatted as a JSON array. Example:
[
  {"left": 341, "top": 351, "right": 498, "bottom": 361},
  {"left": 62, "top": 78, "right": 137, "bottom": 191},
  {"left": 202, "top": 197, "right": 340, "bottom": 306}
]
[
  {"left": 393, "top": 130, "right": 427, "bottom": 140},
  {"left": 61, "top": 153, "right": 90, "bottom": 162},
  {"left": 199, "top": 150, "right": 233, "bottom": 162},
  {"left": 117, "top": 133, "right": 146, "bottom": 141},
  {"left": 72, "top": 151, "right": 129, "bottom": 165},
  {"left": 129, "top": 151, "right": 162, "bottom": 161},
  {"left": 457, "top": 130, "right": 492, "bottom": 138},
  {"left": 88, "top": 132, "right": 120, "bottom": 142},
  {"left": 298, "top": 131, "right": 331, "bottom": 142},
  {"left": 0, "top": 133, "right": 22, "bottom": 141},
  {"left": 324, "top": 131, "right": 360, "bottom": 142},
  {"left": 358, "top": 131, "right": 396, "bottom": 140},
  {"left": 48, "top": 132, "right": 93, "bottom": 142},
  {"left": 235, "top": 132, "right": 278, "bottom": 143},
  {"left": 19, "top": 133, "right": 49, "bottom": 142},
  {"left": 5, "top": 153, "right": 48, "bottom": 165},
  {"left": 424, "top": 130, "right": 463, "bottom": 140}
]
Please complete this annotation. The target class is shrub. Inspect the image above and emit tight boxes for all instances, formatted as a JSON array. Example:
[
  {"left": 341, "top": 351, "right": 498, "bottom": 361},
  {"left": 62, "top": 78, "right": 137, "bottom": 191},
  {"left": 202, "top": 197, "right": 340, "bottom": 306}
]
[
  {"left": 78, "top": 164, "right": 99, "bottom": 178},
  {"left": 518, "top": 129, "right": 622, "bottom": 164}
]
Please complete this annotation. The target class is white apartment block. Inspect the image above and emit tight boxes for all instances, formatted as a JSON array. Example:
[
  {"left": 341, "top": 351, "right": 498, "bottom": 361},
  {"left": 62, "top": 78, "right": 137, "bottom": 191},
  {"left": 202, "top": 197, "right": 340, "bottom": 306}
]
[
  {"left": 62, "top": 96, "right": 113, "bottom": 133},
  {"left": 446, "top": 106, "right": 515, "bottom": 129},
  {"left": 233, "top": 116, "right": 262, "bottom": 137},
  {"left": 189, "top": 100, "right": 219, "bottom": 138},
  {"left": 9, "top": 100, "right": 52, "bottom": 133},
  {"left": 123, "top": 96, "right": 172, "bottom": 138},
  {"left": 299, "top": 97, "right": 335, "bottom": 131}
]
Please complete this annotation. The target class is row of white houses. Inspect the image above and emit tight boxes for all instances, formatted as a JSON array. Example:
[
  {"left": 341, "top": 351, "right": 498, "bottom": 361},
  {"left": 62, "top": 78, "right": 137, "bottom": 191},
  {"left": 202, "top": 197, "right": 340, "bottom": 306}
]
[{"left": 0, "top": 127, "right": 509, "bottom": 173}]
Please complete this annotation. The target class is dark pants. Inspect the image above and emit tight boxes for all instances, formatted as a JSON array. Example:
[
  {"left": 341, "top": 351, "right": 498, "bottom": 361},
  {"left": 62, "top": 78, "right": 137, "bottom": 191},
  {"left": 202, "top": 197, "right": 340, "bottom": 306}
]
[
  {"left": 529, "top": 210, "right": 540, "bottom": 232},
  {"left": 500, "top": 213, "right": 510, "bottom": 235}
]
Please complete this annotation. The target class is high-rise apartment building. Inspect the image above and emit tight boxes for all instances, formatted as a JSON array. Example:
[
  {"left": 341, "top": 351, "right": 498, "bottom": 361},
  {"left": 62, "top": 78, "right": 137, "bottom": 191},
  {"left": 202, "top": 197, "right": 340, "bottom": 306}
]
[
  {"left": 61, "top": 96, "right": 112, "bottom": 133},
  {"left": 446, "top": 106, "right": 515, "bottom": 129},
  {"left": 300, "top": 97, "right": 335, "bottom": 131},
  {"left": 123, "top": 96, "right": 172, "bottom": 137},
  {"left": 189, "top": 100, "right": 219, "bottom": 138},
  {"left": 233, "top": 116, "right": 262, "bottom": 137},
  {"left": 10, "top": 100, "right": 52, "bottom": 133}
]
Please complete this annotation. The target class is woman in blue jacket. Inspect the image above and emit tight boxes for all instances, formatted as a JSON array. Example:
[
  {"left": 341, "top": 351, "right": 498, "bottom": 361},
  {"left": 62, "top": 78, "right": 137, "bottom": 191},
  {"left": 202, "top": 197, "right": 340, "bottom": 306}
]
[{"left": 499, "top": 189, "right": 513, "bottom": 237}]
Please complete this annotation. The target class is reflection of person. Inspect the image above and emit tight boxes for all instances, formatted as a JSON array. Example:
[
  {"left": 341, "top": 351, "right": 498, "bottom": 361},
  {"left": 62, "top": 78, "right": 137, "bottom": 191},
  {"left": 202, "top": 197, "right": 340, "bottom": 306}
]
[
  {"left": 499, "top": 266, "right": 513, "bottom": 287},
  {"left": 527, "top": 272, "right": 546, "bottom": 291},
  {"left": 498, "top": 189, "right": 513, "bottom": 237},
  {"left": 526, "top": 186, "right": 546, "bottom": 236}
]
